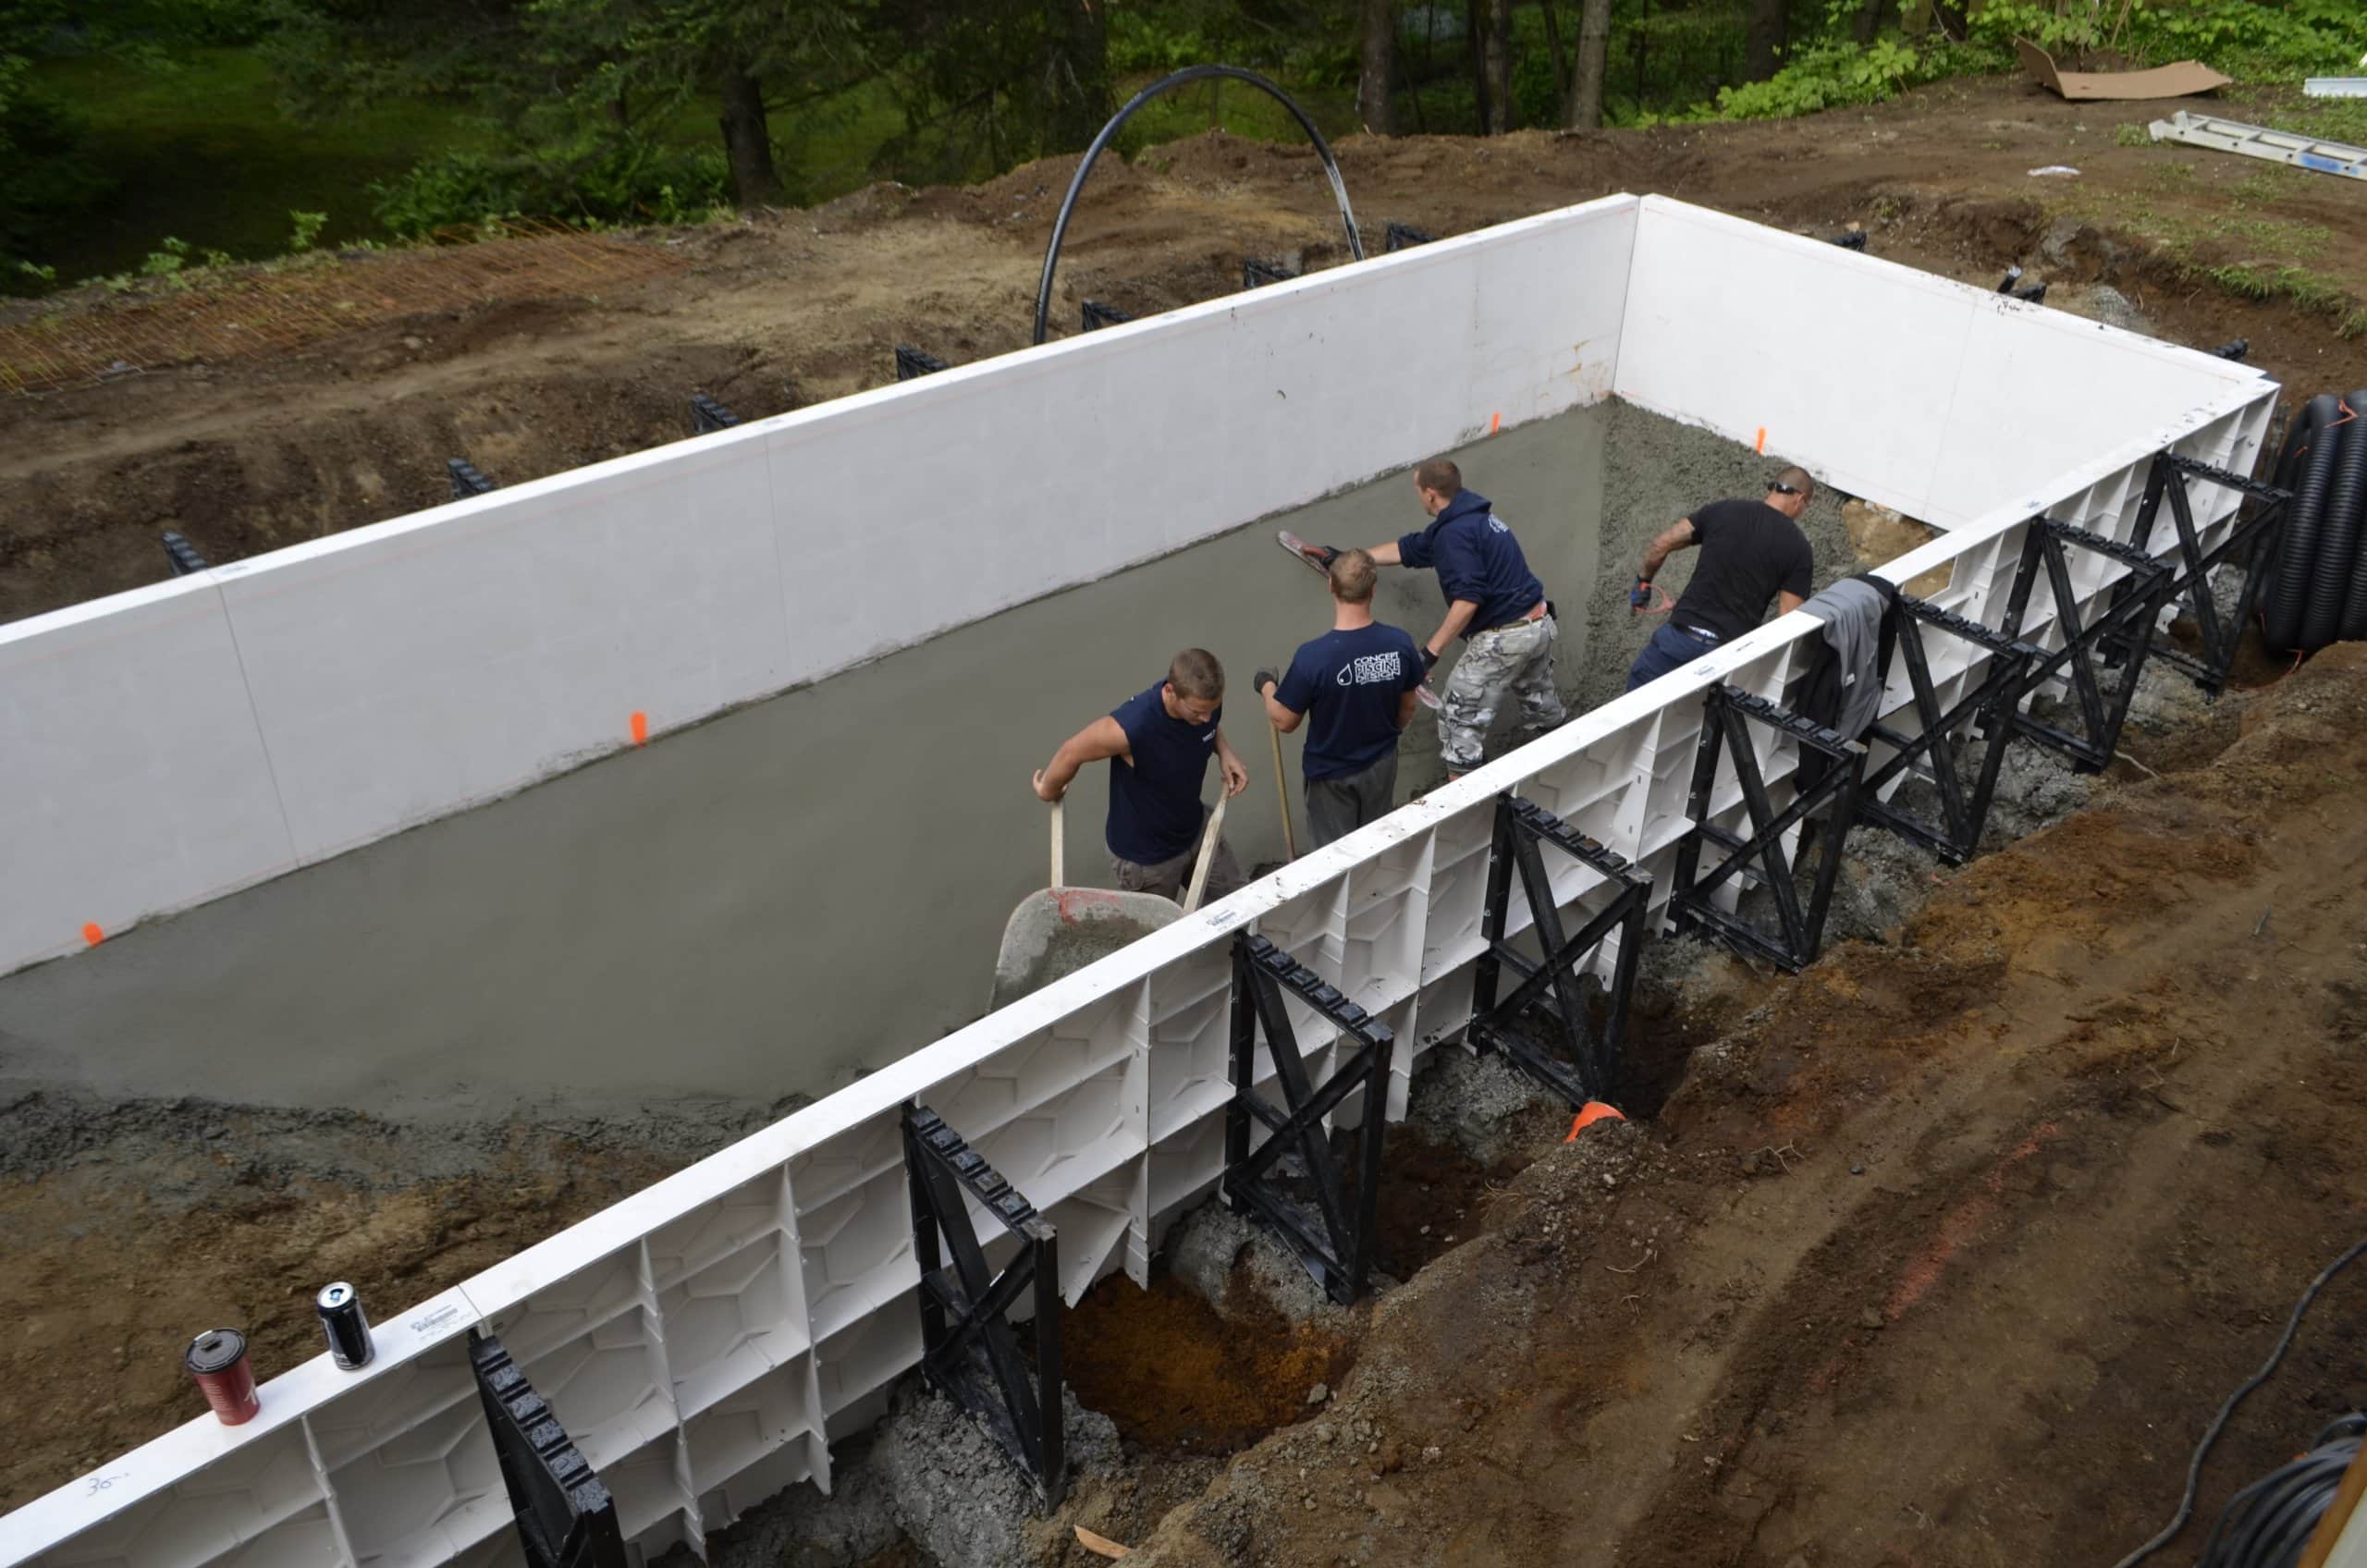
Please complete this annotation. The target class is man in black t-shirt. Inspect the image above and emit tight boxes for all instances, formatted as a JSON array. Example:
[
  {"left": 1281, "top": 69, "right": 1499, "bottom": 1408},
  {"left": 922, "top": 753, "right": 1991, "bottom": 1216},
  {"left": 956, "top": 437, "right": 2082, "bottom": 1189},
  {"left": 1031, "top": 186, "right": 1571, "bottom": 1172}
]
[{"left": 1625, "top": 468, "right": 1818, "bottom": 692}]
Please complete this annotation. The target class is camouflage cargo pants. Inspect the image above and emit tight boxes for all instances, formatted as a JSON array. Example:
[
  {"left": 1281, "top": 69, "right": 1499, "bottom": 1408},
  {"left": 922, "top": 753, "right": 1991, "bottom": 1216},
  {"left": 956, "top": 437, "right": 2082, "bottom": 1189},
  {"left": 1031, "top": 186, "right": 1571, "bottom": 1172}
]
[{"left": 1438, "top": 614, "right": 1564, "bottom": 773}]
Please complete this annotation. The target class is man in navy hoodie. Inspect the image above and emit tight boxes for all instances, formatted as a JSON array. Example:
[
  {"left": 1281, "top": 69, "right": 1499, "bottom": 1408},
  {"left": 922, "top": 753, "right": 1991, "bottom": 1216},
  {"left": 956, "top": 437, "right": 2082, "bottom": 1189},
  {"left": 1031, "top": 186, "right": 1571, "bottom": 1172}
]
[
  {"left": 1032, "top": 648, "right": 1252, "bottom": 903},
  {"left": 1251, "top": 549, "right": 1427, "bottom": 849},
  {"left": 1315, "top": 458, "right": 1563, "bottom": 778}
]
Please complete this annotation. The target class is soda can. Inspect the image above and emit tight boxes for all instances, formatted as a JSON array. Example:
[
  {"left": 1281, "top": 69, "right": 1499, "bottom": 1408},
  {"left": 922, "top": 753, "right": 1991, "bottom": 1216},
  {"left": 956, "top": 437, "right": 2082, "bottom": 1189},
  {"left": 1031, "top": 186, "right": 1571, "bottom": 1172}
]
[{"left": 316, "top": 1281, "right": 374, "bottom": 1371}]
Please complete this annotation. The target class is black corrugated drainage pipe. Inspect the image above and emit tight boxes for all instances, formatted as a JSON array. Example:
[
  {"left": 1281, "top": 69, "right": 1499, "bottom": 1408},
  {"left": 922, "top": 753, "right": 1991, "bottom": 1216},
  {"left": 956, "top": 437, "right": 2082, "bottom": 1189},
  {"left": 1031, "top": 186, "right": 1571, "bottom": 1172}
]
[
  {"left": 1031, "top": 66, "right": 1363, "bottom": 348},
  {"left": 2302, "top": 389, "right": 2367, "bottom": 651},
  {"left": 2263, "top": 394, "right": 2343, "bottom": 654}
]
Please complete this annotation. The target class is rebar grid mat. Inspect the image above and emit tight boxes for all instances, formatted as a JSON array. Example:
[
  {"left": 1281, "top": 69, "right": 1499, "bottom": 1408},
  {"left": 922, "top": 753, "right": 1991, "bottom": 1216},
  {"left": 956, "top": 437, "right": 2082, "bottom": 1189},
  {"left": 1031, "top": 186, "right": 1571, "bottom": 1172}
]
[{"left": 0, "top": 218, "right": 686, "bottom": 396}]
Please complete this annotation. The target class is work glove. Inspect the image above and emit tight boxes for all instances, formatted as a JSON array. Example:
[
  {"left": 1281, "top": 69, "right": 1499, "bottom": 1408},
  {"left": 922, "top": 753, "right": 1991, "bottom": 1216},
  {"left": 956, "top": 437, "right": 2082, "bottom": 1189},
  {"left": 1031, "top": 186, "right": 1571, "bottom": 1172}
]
[
  {"left": 1420, "top": 645, "right": 1441, "bottom": 672},
  {"left": 1253, "top": 668, "right": 1280, "bottom": 697},
  {"left": 1629, "top": 577, "right": 1652, "bottom": 609},
  {"left": 1310, "top": 544, "right": 1342, "bottom": 569}
]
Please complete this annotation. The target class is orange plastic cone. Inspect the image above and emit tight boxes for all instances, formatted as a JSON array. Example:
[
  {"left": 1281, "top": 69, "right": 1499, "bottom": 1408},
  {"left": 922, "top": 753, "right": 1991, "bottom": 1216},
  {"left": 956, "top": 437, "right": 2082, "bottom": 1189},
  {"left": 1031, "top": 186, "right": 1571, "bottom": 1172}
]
[{"left": 1564, "top": 1100, "right": 1625, "bottom": 1142}]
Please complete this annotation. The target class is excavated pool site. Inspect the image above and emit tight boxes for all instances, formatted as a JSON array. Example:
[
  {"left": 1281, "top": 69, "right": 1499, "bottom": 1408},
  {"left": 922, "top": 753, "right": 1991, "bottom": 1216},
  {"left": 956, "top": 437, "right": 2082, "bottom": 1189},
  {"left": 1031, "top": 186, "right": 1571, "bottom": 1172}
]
[{"left": 10, "top": 192, "right": 2352, "bottom": 1568}]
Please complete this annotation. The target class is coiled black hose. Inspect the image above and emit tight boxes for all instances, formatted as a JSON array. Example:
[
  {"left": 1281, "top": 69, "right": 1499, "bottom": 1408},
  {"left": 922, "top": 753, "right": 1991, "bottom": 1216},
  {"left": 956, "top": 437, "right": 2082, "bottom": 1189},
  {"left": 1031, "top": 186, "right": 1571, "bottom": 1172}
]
[
  {"left": 2111, "top": 1233, "right": 2367, "bottom": 1568},
  {"left": 2263, "top": 395, "right": 2346, "bottom": 654},
  {"left": 2300, "top": 388, "right": 2367, "bottom": 652},
  {"left": 2193, "top": 1414, "right": 2364, "bottom": 1568}
]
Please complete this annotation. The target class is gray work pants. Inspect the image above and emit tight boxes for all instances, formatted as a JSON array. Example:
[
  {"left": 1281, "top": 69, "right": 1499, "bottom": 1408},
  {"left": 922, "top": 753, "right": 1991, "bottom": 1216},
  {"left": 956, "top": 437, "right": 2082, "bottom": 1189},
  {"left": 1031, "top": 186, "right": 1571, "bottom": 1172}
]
[
  {"left": 1304, "top": 753, "right": 1399, "bottom": 851},
  {"left": 1110, "top": 809, "right": 1247, "bottom": 904}
]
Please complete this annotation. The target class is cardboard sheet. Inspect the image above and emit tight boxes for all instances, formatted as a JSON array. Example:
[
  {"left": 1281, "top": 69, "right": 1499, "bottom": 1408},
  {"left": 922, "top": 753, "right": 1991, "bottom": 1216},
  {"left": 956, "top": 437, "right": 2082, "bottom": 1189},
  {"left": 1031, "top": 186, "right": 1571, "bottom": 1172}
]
[{"left": 2017, "top": 39, "right": 2230, "bottom": 102}]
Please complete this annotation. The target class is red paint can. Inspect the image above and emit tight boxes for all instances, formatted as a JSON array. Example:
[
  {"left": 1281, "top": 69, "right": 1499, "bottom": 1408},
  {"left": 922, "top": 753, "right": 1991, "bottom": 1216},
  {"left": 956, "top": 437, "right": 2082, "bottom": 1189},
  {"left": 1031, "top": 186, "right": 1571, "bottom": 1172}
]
[{"left": 185, "top": 1329, "right": 260, "bottom": 1426}]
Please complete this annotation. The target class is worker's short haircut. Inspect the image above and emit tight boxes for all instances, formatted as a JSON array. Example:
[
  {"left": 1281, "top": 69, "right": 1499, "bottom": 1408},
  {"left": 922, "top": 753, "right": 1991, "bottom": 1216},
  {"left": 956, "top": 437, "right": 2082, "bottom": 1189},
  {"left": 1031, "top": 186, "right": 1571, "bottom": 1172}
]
[
  {"left": 1168, "top": 647, "right": 1224, "bottom": 701},
  {"left": 1769, "top": 466, "right": 1816, "bottom": 502},
  {"left": 1330, "top": 548, "right": 1378, "bottom": 605},
  {"left": 1414, "top": 458, "right": 1463, "bottom": 496}
]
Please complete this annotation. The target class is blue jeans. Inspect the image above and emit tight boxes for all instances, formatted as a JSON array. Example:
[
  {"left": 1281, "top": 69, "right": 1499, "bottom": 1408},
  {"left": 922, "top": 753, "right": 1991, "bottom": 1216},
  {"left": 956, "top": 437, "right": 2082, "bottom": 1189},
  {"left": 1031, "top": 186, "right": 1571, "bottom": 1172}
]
[{"left": 1625, "top": 621, "right": 1718, "bottom": 692}]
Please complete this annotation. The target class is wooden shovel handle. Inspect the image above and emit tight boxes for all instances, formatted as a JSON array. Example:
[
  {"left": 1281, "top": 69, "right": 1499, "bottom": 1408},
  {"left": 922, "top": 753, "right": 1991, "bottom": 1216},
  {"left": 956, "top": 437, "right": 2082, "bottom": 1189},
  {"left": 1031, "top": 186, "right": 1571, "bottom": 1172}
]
[
  {"left": 1183, "top": 793, "right": 1228, "bottom": 913},
  {"left": 1049, "top": 796, "right": 1064, "bottom": 891}
]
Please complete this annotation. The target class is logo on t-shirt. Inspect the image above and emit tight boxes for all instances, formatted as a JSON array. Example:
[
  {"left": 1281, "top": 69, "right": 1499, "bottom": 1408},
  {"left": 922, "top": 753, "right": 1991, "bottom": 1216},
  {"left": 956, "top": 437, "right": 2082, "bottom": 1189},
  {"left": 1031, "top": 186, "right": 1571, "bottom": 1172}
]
[
  {"left": 1488, "top": 516, "right": 1509, "bottom": 533},
  {"left": 1335, "top": 650, "right": 1405, "bottom": 687}
]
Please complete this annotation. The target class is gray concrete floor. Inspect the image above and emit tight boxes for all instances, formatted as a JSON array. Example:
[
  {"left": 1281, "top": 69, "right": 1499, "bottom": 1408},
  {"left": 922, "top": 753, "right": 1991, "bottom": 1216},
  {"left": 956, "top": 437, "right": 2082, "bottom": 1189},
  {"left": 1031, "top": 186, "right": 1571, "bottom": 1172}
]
[{"left": 0, "top": 402, "right": 1850, "bottom": 1122}]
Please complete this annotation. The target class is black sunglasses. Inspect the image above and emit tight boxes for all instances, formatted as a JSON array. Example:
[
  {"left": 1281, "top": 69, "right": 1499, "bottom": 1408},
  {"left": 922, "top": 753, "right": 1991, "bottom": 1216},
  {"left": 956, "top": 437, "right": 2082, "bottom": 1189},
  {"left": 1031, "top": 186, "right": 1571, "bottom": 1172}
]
[{"left": 1768, "top": 482, "right": 1801, "bottom": 496}]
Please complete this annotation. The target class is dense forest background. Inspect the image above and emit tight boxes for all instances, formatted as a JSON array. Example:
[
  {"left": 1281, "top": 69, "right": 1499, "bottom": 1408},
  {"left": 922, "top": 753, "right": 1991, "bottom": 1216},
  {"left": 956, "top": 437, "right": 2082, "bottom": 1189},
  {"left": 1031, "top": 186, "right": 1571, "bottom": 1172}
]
[{"left": 1, "top": 0, "right": 2356, "bottom": 288}]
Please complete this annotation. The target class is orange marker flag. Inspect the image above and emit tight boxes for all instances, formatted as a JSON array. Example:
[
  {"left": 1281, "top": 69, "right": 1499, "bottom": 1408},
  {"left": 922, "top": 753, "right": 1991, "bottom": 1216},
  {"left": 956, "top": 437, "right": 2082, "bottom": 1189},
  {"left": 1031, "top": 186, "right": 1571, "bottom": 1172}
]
[{"left": 1564, "top": 1100, "right": 1625, "bottom": 1142}]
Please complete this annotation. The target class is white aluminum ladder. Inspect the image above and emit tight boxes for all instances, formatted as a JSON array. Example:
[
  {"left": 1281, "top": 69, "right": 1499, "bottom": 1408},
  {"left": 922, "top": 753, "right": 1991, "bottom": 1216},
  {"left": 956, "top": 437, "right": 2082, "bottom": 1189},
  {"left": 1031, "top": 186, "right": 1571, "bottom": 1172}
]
[{"left": 2148, "top": 111, "right": 2367, "bottom": 181}]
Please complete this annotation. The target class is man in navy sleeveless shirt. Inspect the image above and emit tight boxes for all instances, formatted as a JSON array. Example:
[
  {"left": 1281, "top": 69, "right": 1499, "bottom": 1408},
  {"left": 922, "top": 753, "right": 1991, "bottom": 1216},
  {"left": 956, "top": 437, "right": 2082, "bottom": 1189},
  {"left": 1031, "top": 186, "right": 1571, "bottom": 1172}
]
[
  {"left": 1032, "top": 648, "right": 1252, "bottom": 903},
  {"left": 1251, "top": 549, "right": 1426, "bottom": 849}
]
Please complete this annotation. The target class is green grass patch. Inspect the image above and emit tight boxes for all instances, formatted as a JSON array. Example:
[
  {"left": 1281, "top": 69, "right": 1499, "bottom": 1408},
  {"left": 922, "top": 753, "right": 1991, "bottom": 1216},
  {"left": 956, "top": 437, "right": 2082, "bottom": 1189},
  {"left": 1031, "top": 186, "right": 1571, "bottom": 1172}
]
[{"left": 31, "top": 48, "right": 495, "bottom": 281}]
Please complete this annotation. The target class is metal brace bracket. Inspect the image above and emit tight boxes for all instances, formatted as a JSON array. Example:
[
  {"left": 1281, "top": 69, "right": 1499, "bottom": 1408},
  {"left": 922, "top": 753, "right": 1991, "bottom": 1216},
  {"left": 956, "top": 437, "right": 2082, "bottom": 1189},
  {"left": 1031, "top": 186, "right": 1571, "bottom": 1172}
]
[
  {"left": 1856, "top": 593, "right": 2039, "bottom": 864},
  {"left": 448, "top": 458, "right": 497, "bottom": 499},
  {"left": 1467, "top": 796, "right": 1650, "bottom": 1106},
  {"left": 902, "top": 1103, "right": 1065, "bottom": 1509},
  {"left": 470, "top": 1330, "right": 628, "bottom": 1568},
  {"left": 2000, "top": 515, "right": 2174, "bottom": 772},
  {"left": 894, "top": 345, "right": 950, "bottom": 381},
  {"left": 1669, "top": 685, "right": 1867, "bottom": 973},
  {"left": 1223, "top": 934, "right": 1394, "bottom": 1306},
  {"left": 690, "top": 393, "right": 741, "bottom": 434},
  {"left": 2112, "top": 450, "right": 2290, "bottom": 696},
  {"left": 1080, "top": 300, "right": 1134, "bottom": 332}
]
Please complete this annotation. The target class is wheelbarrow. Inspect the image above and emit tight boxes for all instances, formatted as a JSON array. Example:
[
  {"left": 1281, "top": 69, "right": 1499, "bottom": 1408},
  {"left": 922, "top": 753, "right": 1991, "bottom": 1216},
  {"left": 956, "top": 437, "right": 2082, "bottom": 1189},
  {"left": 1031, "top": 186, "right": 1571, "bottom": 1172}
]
[{"left": 989, "top": 795, "right": 1228, "bottom": 1011}]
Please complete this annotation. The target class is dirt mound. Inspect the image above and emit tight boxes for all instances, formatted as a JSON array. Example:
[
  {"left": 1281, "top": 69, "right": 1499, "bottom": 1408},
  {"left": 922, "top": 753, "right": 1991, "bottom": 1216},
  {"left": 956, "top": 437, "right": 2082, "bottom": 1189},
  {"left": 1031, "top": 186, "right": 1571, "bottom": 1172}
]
[
  {"left": 1122, "top": 648, "right": 2367, "bottom": 1567},
  {"left": 9, "top": 77, "right": 2367, "bottom": 625}
]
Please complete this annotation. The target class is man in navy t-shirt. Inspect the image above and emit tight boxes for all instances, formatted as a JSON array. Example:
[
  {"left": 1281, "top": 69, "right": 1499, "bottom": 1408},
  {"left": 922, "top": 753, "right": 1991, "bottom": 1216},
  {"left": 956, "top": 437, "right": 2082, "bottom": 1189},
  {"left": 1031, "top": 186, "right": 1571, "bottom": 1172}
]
[
  {"left": 1312, "top": 457, "right": 1564, "bottom": 778},
  {"left": 1251, "top": 549, "right": 1426, "bottom": 849},
  {"left": 1031, "top": 648, "right": 1252, "bottom": 904}
]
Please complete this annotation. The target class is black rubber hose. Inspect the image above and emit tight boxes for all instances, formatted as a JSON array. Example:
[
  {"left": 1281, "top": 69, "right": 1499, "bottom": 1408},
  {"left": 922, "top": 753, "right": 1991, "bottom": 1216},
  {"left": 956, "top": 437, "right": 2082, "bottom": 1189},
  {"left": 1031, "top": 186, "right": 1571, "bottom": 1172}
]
[
  {"left": 2262, "top": 395, "right": 2344, "bottom": 654},
  {"left": 2300, "top": 389, "right": 2367, "bottom": 651}
]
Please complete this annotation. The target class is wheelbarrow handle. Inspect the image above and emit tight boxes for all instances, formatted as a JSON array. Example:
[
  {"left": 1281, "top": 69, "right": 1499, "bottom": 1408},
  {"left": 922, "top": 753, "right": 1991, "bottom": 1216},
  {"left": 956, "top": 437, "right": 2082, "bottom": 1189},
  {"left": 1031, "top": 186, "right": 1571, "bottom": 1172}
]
[{"left": 1049, "top": 797, "right": 1064, "bottom": 891}]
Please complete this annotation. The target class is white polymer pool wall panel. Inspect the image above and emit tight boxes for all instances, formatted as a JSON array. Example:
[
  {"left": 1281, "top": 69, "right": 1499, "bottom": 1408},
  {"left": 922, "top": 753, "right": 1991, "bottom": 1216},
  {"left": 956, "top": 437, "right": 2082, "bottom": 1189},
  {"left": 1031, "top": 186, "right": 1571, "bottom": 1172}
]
[
  {"left": 0, "top": 198, "right": 1639, "bottom": 979},
  {"left": 5, "top": 203, "right": 2275, "bottom": 1568},
  {"left": 1617, "top": 197, "right": 2265, "bottom": 531}
]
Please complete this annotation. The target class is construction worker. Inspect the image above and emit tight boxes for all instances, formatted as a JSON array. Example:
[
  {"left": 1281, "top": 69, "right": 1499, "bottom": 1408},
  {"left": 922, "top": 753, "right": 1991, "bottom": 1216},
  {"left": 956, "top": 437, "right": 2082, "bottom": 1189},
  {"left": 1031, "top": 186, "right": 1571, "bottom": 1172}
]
[
  {"left": 1308, "top": 458, "right": 1563, "bottom": 779},
  {"left": 1032, "top": 648, "right": 1252, "bottom": 904},
  {"left": 1251, "top": 549, "right": 1427, "bottom": 850},
  {"left": 1625, "top": 467, "right": 1817, "bottom": 692}
]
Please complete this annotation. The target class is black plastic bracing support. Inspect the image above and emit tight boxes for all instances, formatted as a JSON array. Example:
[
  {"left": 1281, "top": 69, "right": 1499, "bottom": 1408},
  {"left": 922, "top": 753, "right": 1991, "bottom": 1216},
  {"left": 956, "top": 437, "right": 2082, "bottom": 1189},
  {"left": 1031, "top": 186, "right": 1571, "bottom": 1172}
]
[
  {"left": 470, "top": 1331, "right": 628, "bottom": 1568},
  {"left": 1669, "top": 686, "right": 1867, "bottom": 974},
  {"left": 1998, "top": 515, "right": 2175, "bottom": 772},
  {"left": 2109, "top": 450, "right": 2292, "bottom": 698},
  {"left": 448, "top": 459, "right": 497, "bottom": 499},
  {"left": 160, "top": 531, "right": 209, "bottom": 576},
  {"left": 901, "top": 1103, "right": 1065, "bottom": 1510},
  {"left": 1828, "top": 230, "right": 1869, "bottom": 251},
  {"left": 1382, "top": 221, "right": 1435, "bottom": 251},
  {"left": 689, "top": 393, "right": 741, "bottom": 434},
  {"left": 893, "top": 345, "right": 949, "bottom": 381},
  {"left": 1466, "top": 797, "right": 1651, "bottom": 1107},
  {"left": 1241, "top": 257, "right": 1297, "bottom": 289},
  {"left": 1223, "top": 934, "right": 1395, "bottom": 1306},
  {"left": 1854, "top": 594, "right": 2039, "bottom": 864},
  {"left": 2211, "top": 337, "right": 2249, "bottom": 362},
  {"left": 1080, "top": 300, "right": 1133, "bottom": 332}
]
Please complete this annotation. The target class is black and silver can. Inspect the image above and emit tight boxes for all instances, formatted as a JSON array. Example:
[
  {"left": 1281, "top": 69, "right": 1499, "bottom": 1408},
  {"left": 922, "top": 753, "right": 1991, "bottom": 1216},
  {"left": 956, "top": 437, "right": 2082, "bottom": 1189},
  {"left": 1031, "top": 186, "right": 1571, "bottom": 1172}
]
[{"left": 315, "top": 1281, "right": 374, "bottom": 1371}]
